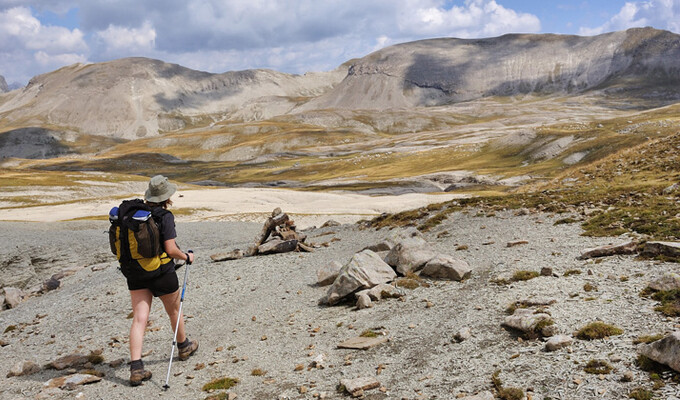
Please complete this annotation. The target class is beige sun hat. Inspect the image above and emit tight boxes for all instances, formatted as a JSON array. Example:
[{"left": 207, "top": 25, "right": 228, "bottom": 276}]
[{"left": 145, "top": 175, "right": 177, "bottom": 203}]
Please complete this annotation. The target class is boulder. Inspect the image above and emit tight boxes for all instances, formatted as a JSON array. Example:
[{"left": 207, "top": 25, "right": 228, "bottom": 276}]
[
  {"left": 420, "top": 255, "right": 471, "bottom": 281},
  {"left": 322, "top": 250, "right": 397, "bottom": 305},
  {"left": 545, "top": 335, "right": 573, "bottom": 352},
  {"left": 639, "top": 331, "right": 680, "bottom": 373},
  {"left": 258, "top": 239, "right": 298, "bottom": 255},
  {"left": 44, "top": 373, "right": 102, "bottom": 390},
  {"left": 642, "top": 241, "right": 680, "bottom": 259},
  {"left": 316, "top": 261, "right": 343, "bottom": 286},
  {"left": 3, "top": 287, "right": 24, "bottom": 309},
  {"left": 502, "top": 309, "right": 555, "bottom": 337},
  {"left": 578, "top": 241, "right": 638, "bottom": 260},
  {"left": 384, "top": 237, "right": 436, "bottom": 275},
  {"left": 648, "top": 273, "right": 680, "bottom": 292},
  {"left": 7, "top": 360, "right": 41, "bottom": 377}
]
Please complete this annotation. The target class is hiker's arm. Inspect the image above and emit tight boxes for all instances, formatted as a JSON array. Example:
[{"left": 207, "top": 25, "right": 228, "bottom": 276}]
[{"left": 164, "top": 239, "right": 194, "bottom": 263}]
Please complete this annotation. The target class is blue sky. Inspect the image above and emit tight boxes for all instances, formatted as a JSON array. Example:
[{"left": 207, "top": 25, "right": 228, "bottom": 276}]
[{"left": 1, "top": 0, "right": 679, "bottom": 85}]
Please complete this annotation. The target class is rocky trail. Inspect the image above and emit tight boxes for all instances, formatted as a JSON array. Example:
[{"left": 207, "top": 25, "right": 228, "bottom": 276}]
[{"left": 1, "top": 209, "right": 679, "bottom": 400}]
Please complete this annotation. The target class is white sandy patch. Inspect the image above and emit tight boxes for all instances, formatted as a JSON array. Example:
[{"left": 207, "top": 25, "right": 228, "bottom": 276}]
[{"left": 0, "top": 187, "right": 465, "bottom": 228}]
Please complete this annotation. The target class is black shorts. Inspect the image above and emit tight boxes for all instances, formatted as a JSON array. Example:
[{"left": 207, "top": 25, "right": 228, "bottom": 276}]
[{"left": 127, "top": 267, "right": 179, "bottom": 297}]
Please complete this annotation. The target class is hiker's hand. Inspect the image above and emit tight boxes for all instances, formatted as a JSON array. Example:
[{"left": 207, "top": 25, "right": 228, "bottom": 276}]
[{"left": 185, "top": 252, "right": 194, "bottom": 264}]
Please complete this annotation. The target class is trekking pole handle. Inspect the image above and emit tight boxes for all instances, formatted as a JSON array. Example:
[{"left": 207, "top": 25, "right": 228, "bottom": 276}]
[{"left": 184, "top": 250, "right": 193, "bottom": 265}]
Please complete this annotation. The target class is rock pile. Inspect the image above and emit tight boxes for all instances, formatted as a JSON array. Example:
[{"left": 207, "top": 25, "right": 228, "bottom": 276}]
[
  {"left": 211, "top": 208, "right": 314, "bottom": 261},
  {"left": 318, "top": 228, "right": 472, "bottom": 308}
]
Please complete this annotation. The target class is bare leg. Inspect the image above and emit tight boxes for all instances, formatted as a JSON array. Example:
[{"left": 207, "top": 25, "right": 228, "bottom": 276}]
[
  {"left": 129, "top": 289, "right": 153, "bottom": 361},
  {"left": 160, "top": 289, "right": 187, "bottom": 343}
]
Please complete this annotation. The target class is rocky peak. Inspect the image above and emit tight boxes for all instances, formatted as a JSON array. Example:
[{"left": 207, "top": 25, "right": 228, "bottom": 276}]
[{"left": 0, "top": 75, "right": 8, "bottom": 93}]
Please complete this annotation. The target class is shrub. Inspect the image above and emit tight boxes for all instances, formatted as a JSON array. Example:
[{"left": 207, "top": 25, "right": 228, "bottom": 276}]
[
  {"left": 584, "top": 359, "right": 613, "bottom": 374},
  {"left": 576, "top": 322, "right": 623, "bottom": 340},
  {"left": 584, "top": 283, "right": 597, "bottom": 292},
  {"left": 512, "top": 270, "right": 540, "bottom": 281},
  {"left": 563, "top": 269, "right": 582, "bottom": 276},
  {"left": 202, "top": 377, "right": 239, "bottom": 391},
  {"left": 628, "top": 388, "right": 654, "bottom": 400},
  {"left": 633, "top": 334, "right": 664, "bottom": 344},
  {"left": 251, "top": 369, "right": 266, "bottom": 376},
  {"left": 491, "top": 370, "right": 524, "bottom": 400}
]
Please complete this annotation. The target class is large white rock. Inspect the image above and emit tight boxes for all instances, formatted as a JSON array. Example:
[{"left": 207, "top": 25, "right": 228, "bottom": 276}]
[
  {"left": 639, "top": 331, "right": 680, "bottom": 372},
  {"left": 648, "top": 273, "right": 680, "bottom": 292},
  {"left": 502, "top": 309, "right": 555, "bottom": 337},
  {"left": 420, "top": 254, "right": 471, "bottom": 281},
  {"left": 323, "top": 250, "right": 397, "bottom": 305},
  {"left": 384, "top": 237, "right": 436, "bottom": 275}
]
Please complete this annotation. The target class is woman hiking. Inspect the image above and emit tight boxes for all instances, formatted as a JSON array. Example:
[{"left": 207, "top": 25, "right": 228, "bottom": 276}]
[{"left": 111, "top": 175, "right": 198, "bottom": 386}]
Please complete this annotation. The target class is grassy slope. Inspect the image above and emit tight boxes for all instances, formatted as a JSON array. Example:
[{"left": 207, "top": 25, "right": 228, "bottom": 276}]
[{"left": 370, "top": 128, "right": 680, "bottom": 241}]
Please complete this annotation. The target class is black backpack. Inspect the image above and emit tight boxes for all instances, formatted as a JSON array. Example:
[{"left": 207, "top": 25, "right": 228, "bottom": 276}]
[{"left": 108, "top": 199, "right": 168, "bottom": 278}]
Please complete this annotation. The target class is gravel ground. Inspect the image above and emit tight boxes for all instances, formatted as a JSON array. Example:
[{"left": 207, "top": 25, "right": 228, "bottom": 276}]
[{"left": 1, "top": 210, "right": 679, "bottom": 400}]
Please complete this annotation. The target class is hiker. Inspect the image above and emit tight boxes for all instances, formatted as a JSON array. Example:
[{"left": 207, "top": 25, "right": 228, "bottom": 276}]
[{"left": 110, "top": 175, "right": 198, "bottom": 386}]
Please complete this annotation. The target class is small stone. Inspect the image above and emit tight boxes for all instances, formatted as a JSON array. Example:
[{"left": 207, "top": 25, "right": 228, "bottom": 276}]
[
  {"left": 3, "top": 287, "right": 24, "bottom": 309},
  {"left": 7, "top": 360, "right": 41, "bottom": 377},
  {"left": 356, "top": 293, "right": 372, "bottom": 310},
  {"left": 261, "top": 335, "right": 267, "bottom": 341},
  {"left": 507, "top": 241, "right": 529, "bottom": 247},
  {"left": 540, "top": 267, "right": 553, "bottom": 277},
  {"left": 340, "top": 377, "right": 380, "bottom": 396},
  {"left": 545, "top": 335, "right": 573, "bottom": 352},
  {"left": 299, "top": 386, "right": 308, "bottom": 394},
  {"left": 338, "top": 336, "right": 388, "bottom": 350},
  {"left": 621, "top": 371, "right": 634, "bottom": 382},
  {"left": 294, "top": 364, "right": 304, "bottom": 371},
  {"left": 108, "top": 358, "right": 125, "bottom": 368},
  {"left": 44, "top": 373, "right": 102, "bottom": 390},
  {"left": 42, "top": 277, "right": 61, "bottom": 292},
  {"left": 453, "top": 327, "right": 471, "bottom": 343}
]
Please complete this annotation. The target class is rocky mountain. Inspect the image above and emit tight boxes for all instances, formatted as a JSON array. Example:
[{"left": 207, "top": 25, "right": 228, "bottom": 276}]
[
  {"left": 0, "top": 75, "right": 8, "bottom": 93},
  {"left": 1, "top": 28, "right": 679, "bottom": 142},
  {"left": 0, "top": 58, "right": 347, "bottom": 140},
  {"left": 301, "top": 27, "right": 680, "bottom": 111}
]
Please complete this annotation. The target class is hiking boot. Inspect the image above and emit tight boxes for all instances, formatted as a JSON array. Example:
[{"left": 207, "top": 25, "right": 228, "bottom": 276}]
[
  {"left": 178, "top": 338, "right": 199, "bottom": 361},
  {"left": 129, "top": 369, "right": 152, "bottom": 386}
]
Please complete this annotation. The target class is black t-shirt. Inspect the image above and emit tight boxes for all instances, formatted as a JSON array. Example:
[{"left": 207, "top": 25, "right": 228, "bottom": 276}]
[{"left": 156, "top": 209, "right": 177, "bottom": 273}]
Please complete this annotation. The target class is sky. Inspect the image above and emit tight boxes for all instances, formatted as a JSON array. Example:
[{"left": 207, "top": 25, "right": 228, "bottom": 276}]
[{"left": 1, "top": 0, "right": 679, "bottom": 85}]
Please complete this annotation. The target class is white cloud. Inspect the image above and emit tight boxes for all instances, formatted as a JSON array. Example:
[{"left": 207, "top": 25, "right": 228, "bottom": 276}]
[
  {"left": 397, "top": 0, "right": 541, "bottom": 38},
  {"left": 579, "top": 0, "right": 680, "bottom": 36},
  {"left": 93, "top": 20, "right": 156, "bottom": 58},
  {"left": 0, "top": 6, "right": 87, "bottom": 83}
]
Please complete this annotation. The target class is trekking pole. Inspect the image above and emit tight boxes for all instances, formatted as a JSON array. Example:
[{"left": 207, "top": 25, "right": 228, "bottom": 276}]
[{"left": 163, "top": 250, "right": 193, "bottom": 390}]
